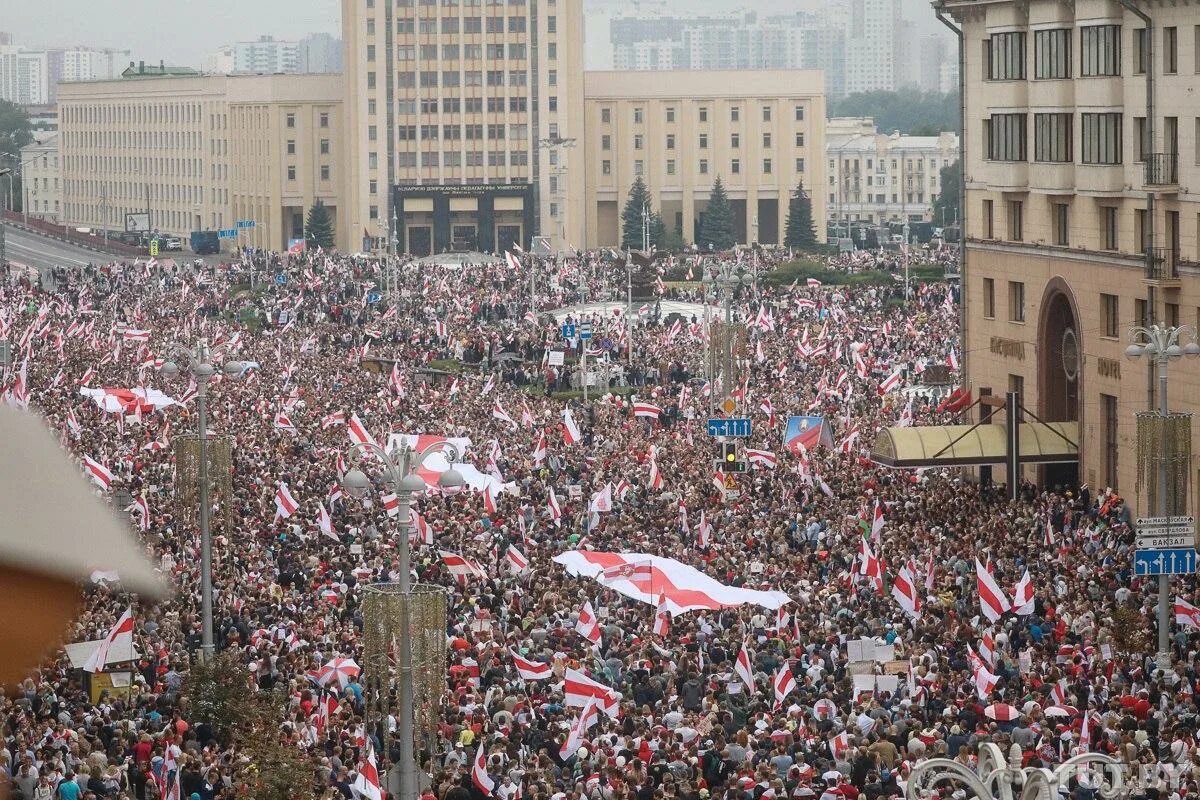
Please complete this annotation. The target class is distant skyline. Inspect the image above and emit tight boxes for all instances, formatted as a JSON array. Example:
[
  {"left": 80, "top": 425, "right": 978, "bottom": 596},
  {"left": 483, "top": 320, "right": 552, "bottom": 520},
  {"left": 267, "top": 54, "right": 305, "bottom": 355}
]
[{"left": 5, "top": 0, "right": 947, "bottom": 70}]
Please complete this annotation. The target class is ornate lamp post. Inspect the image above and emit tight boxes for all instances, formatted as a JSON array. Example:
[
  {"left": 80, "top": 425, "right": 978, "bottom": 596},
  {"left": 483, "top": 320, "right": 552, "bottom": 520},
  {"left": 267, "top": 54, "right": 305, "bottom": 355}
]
[{"left": 341, "top": 439, "right": 464, "bottom": 800}]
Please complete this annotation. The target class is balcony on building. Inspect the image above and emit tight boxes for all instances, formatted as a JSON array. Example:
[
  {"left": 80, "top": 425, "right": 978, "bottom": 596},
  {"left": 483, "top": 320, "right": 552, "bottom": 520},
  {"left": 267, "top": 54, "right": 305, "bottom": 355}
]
[
  {"left": 1075, "top": 164, "right": 1124, "bottom": 194},
  {"left": 1142, "top": 152, "right": 1179, "bottom": 193},
  {"left": 1028, "top": 162, "right": 1074, "bottom": 192},
  {"left": 1142, "top": 246, "right": 1182, "bottom": 289}
]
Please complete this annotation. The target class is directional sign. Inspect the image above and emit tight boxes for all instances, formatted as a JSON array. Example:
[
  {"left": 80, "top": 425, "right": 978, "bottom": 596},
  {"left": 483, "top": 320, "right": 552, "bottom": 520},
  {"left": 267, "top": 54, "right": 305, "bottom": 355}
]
[
  {"left": 217, "top": 228, "right": 238, "bottom": 239},
  {"left": 236, "top": 219, "right": 257, "bottom": 229},
  {"left": 1137, "top": 533, "right": 1195, "bottom": 550},
  {"left": 1136, "top": 516, "right": 1194, "bottom": 530},
  {"left": 579, "top": 322, "right": 593, "bottom": 341},
  {"left": 366, "top": 291, "right": 381, "bottom": 305},
  {"left": 707, "top": 417, "right": 752, "bottom": 438},
  {"left": 560, "top": 323, "right": 576, "bottom": 339},
  {"left": 275, "top": 273, "right": 287, "bottom": 285},
  {"left": 1134, "top": 548, "right": 1198, "bottom": 576}
]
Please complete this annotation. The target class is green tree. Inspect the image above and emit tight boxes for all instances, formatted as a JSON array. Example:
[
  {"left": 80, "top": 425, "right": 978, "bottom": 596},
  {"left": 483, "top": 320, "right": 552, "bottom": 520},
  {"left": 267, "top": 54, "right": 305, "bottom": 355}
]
[
  {"left": 650, "top": 212, "right": 667, "bottom": 249},
  {"left": 829, "top": 89, "right": 959, "bottom": 136},
  {"left": 784, "top": 180, "right": 818, "bottom": 250},
  {"left": 621, "top": 176, "right": 655, "bottom": 251},
  {"left": 931, "top": 160, "right": 962, "bottom": 229},
  {"left": 304, "top": 200, "right": 334, "bottom": 250},
  {"left": 0, "top": 100, "right": 32, "bottom": 212},
  {"left": 698, "top": 177, "right": 736, "bottom": 251}
]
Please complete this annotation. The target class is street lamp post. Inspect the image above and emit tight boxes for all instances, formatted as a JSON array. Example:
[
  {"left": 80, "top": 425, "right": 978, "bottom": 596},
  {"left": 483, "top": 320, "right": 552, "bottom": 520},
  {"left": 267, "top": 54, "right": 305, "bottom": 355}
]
[
  {"left": 342, "top": 441, "right": 464, "bottom": 800},
  {"left": 702, "top": 261, "right": 752, "bottom": 410},
  {"left": 1125, "top": 323, "right": 1200, "bottom": 668},
  {"left": 159, "top": 342, "right": 253, "bottom": 662}
]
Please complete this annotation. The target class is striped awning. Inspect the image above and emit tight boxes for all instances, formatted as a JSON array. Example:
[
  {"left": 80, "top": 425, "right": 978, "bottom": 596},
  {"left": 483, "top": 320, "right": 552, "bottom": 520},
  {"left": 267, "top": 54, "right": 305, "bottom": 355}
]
[{"left": 871, "top": 421, "right": 1078, "bottom": 468}]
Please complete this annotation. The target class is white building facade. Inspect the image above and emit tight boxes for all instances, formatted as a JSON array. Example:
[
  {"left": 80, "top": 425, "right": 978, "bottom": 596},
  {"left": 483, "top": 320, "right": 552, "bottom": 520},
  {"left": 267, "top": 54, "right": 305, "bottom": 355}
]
[{"left": 0, "top": 47, "right": 48, "bottom": 105}]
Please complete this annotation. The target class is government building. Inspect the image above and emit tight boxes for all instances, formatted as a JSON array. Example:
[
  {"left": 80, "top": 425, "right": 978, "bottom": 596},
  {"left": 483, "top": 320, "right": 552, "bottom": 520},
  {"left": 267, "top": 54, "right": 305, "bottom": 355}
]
[{"left": 943, "top": 0, "right": 1200, "bottom": 503}]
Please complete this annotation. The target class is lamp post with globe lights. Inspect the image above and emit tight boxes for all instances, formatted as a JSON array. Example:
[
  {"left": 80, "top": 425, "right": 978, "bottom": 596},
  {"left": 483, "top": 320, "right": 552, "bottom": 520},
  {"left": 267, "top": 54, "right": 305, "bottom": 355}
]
[
  {"left": 1124, "top": 323, "right": 1200, "bottom": 668},
  {"left": 158, "top": 341, "right": 254, "bottom": 662},
  {"left": 341, "top": 439, "right": 464, "bottom": 800}
]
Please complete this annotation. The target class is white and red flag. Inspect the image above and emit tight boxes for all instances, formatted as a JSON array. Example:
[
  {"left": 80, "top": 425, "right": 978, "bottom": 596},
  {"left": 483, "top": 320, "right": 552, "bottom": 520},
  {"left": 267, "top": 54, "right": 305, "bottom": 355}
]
[
  {"left": 471, "top": 743, "right": 494, "bottom": 796},
  {"left": 773, "top": 665, "right": 797, "bottom": 707},
  {"left": 84, "top": 456, "right": 114, "bottom": 490},
  {"left": 890, "top": 562, "right": 921, "bottom": 617},
  {"left": 506, "top": 543, "right": 529, "bottom": 573},
  {"left": 877, "top": 369, "right": 903, "bottom": 396},
  {"left": 563, "top": 667, "right": 621, "bottom": 718},
  {"left": 829, "top": 732, "right": 850, "bottom": 761},
  {"left": 633, "top": 401, "right": 662, "bottom": 420},
  {"left": 347, "top": 413, "right": 378, "bottom": 449},
  {"left": 562, "top": 408, "right": 582, "bottom": 445},
  {"left": 352, "top": 744, "right": 384, "bottom": 800},
  {"left": 575, "top": 600, "right": 602, "bottom": 647},
  {"left": 275, "top": 483, "right": 299, "bottom": 519},
  {"left": 321, "top": 410, "right": 346, "bottom": 429},
  {"left": 531, "top": 431, "right": 547, "bottom": 466},
  {"left": 492, "top": 399, "right": 517, "bottom": 429},
  {"left": 559, "top": 698, "right": 600, "bottom": 759},
  {"left": 1011, "top": 570, "right": 1035, "bottom": 615},
  {"left": 760, "top": 397, "right": 777, "bottom": 428},
  {"left": 274, "top": 411, "right": 297, "bottom": 435},
  {"left": 588, "top": 483, "right": 613, "bottom": 514},
  {"left": 509, "top": 649, "right": 552, "bottom": 681},
  {"left": 381, "top": 492, "right": 400, "bottom": 518},
  {"left": 83, "top": 608, "right": 134, "bottom": 673},
  {"left": 318, "top": 503, "right": 338, "bottom": 541},
  {"left": 976, "top": 558, "right": 1012, "bottom": 622},
  {"left": 439, "top": 550, "right": 486, "bottom": 585},
  {"left": 653, "top": 594, "right": 671, "bottom": 637},
  {"left": 547, "top": 487, "right": 562, "bottom": 527},
  {"left": 745, "top": 449, "right": 778, "bottom": 469},
  {"left": 871, "top": 500, "right": 885, "bottom": 541},
  {"left": 408, "top": 509, "right": 432, "bottom": 545},
  {"left": 1175, "top": 597, "right": 1200, "bottom": 629},
  {"left": 125, "top": 495, "right": 150, "bottom": 531},
  {"left": 734, "top": 642, "right": 755, "bottom": 691},
  {"left": 647, "top": 457, "right": 664, "bottom": 490}
]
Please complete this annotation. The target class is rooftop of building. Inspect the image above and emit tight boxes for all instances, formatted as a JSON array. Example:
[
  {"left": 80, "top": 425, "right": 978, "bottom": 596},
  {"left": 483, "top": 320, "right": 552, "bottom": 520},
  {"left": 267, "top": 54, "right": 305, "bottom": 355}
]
[
  {"left": 120, "top": 60, "right": 199, "bottom": 78},
  {"left": 584, "top": 68, "right": 825, "bottom": 98}
]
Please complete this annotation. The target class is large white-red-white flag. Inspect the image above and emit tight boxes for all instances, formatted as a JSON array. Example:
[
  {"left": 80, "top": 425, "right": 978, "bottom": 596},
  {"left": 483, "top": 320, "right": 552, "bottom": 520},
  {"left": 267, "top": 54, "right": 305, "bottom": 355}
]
[
  {"left": 588, "top": 483, "right": 613, "bottom": 514},
  {"left": 559, "top": 698, "right": 600, "bottom": 759},
  {"left": 439, "top": 550, "right": 486, "bottom": 585},
  {"left": 575, "top": 600, "right": 602, "bottom": 647},
  {"left": 1011, "top": 570, "right": 1035, "bottom": 615},
  {"left": 734, "top": 642, "right": 755, "bottom": 692},
  {"left": 318, "top": 503, "right": 338, "bottom": 541},
  {"left": 633, "top": 402, "right": 662, "bottom": 419},
  {"left": 976, "top": 558, "right": 1012, "bottom": 622},
  {"left": 492, "top": 399, "right": 518, "bottom": 429},
  {"left": 275, "top": 483, "right": 299, "bottom": 519},
  {"left": 352, "top": 743, "right": 384, "bottom": 800},
  {"left": 509, "top": 649, "right": 552, "bottom": 681},
  {"left": 653, "top": 594, "right": 671, "bottom": 637},
  {"left": 563, "top": 667, "right": 622, "bottom": 718},
  {"left": 347, "top": 413, "right": 378, "bottom": 449},
  {"left": 562, "top": 408, "right": 582, "bottom": 445},
  {"left": 547, "top": 487, "right": 562, "bottom": 527},
  {"left": 891, "top": 562, "right": 921, "bottom": 617},
  {"left": 506, "top": 543, "right": 529, "bottom": 573},
  {"left": 1176, "top": 597, "right": 1200, "bottom": 629},
  {"left": 877, "top": 369, "right": 904, "bottom": 396},
  {"left": 773, "top": 664, "right": 797, "bottom": 707},
  {"left": 84, "top": 456, "right": 114, "bottom": 490},
  {"left": 83, "top": 608, "right": 134, "bottom": 673},
  {"left": 696, "top": 509, "right": 712, "bottom": 548},
  {"left": 471, "top": 743, "right": 494, "bottom": 796}
]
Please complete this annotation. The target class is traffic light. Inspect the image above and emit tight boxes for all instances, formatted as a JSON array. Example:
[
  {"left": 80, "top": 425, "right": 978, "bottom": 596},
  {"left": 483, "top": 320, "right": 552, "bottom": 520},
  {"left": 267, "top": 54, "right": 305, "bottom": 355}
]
[{"left": 719, "top": 442, "right": 746, "bottom": 473}]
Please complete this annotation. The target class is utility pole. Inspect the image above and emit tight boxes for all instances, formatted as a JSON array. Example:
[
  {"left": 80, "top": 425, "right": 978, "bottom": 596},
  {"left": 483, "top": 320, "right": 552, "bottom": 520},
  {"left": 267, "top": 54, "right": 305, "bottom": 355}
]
[{"left": 642, "top": 202, "right": 650, "bottom": 253}]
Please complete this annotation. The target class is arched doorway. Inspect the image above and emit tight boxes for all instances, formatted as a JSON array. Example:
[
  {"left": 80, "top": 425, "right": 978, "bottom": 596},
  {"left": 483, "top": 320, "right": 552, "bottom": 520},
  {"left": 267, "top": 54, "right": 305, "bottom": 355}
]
[{"left": 1037, "top": 279, "right": 1081, "bottom": 488}]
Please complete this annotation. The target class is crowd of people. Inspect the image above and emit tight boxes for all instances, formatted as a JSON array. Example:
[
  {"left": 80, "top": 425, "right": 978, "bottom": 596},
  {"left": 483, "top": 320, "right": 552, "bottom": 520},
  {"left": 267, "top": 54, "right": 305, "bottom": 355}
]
[{"left": 0, "top": 240, "right": 1196, "bottom": 800}]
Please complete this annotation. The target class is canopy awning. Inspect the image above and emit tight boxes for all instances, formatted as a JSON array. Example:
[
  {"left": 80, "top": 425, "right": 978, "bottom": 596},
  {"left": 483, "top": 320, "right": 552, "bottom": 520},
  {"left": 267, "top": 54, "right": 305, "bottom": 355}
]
[{"left": 871, "top": 421, "right": 1078, "bottom": 468}]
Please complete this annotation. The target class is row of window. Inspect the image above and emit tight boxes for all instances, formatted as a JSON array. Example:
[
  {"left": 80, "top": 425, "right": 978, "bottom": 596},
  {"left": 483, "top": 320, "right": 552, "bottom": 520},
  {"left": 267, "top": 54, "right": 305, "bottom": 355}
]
[
  {"left": 607, "top": 157, "right": 790, "bottom": 178},
  {"left": 599, "top": 105, "right": 806, "bottom": 125},
  {"left": 827, "top": 192, "right": 932, "bottom": 205},
  {"left": 392, "top": 43, "right": 528, "bottom": 60},
  {"left": 369, "top": 14, "right": 531, "bottom": 34},
  {"left": 986, "top": 112, "right": 1125, "bottom": 164},
  {"left": 390, "top": 151, "right": 531, "bottom": 167},
  {"left": 285, "top": 164, "right": 333, "bottom": 181},
  {"left": 987, "top": 24, "right": 1192, "bottom": 80},
  {"left": 600, "top": 132, "right": 807, "bottom": 151},
  {"left": 394, "top": 123, "right": 528, "bottom": 140}
]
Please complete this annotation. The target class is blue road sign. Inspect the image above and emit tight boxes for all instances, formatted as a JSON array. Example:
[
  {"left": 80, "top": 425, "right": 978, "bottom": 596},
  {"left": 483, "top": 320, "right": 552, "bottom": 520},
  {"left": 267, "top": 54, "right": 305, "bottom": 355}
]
[
  {"left": 561, "top": 323, "right": 576, "bottom": 338},
  {"left": 275, "top": 273, "right": 287, "bottom": 285},
  {"left": 1134, "top": 548, "right": 1198, "bottom": 576},
  {"left": 217, "top": 228, "right": 238, "bottom": 239},
  {"left": 707, "top": 417, "right": 753, "bottom": 438},
  {"left": 236, "top": 219, "right": 257, "bottom": 229},
  {"left": 579, "top": 322, "right": 593, "bottom": 341},
  {"left": 367, "top": 291, "right": 381, "bottom": 304}
]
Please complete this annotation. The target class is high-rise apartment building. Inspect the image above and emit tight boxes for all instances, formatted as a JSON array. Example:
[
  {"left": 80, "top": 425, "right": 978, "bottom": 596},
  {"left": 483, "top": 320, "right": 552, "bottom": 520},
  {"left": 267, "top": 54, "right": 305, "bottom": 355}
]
[
  {"left": 342, "top": 0, "right": 585, "bottom": 255},
  {"left": 825, "top": 117, "right": 959, "bottom": 229},
  {"left": 845, "top": 0, "right": 901, "bottom": 94},
  {"left": 232, "top": 36, "right": 300, "bottom": 74},
  {"left": 299, "top": 33, "right": 344, "bottom": 74},
  {"left": 0, "top": 46, "right": 48, "bottom": 105},
  {"left": 58, "top": 73, "right": 344, "bottom": 251},
  {"left": 943, "top": 0, "right": 1200, "bottom": 496}
]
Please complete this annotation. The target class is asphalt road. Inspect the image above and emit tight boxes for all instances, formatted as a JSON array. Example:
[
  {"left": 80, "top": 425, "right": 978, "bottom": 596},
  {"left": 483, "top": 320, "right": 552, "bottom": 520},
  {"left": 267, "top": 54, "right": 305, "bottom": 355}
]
[{"left": 3, "top": 224, "right": 106, "bottom": 281}]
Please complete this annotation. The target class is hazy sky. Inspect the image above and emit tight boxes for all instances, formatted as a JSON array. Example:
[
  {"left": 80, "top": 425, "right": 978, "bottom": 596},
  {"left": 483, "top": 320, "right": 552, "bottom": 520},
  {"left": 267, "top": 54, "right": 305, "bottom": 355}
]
[{"left": 4, "top": 0, "right": 943, "bottom": 67}]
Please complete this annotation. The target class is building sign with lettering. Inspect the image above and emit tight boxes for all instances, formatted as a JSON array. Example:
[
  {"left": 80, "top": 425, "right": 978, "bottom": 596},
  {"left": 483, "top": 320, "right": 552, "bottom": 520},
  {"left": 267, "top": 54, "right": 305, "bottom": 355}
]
[
  {"left": 990, "top": 337, "right": 1026, "bottom": 360},
  {"left": 1097, "top": 357, "right": 1121, "bottom": 379}
]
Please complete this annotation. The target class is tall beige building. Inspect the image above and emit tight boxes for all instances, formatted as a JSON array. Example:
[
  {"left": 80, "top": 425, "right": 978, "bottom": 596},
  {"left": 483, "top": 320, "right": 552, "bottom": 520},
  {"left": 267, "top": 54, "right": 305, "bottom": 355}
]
[
  {"left": 58, "top": 72, "right": 344, "bottom": 251},
  {"left": 342, "top": 0, "right": 585, "bottom": 255},
  {"left": 20, "top": 134, "right": 61, "bottom": 224},
  {"left": 582, "top": 70, "right": 826, "bottom": 249},
  {"left": 943, "top": 0, "right": 1200, "bottom": 501}
]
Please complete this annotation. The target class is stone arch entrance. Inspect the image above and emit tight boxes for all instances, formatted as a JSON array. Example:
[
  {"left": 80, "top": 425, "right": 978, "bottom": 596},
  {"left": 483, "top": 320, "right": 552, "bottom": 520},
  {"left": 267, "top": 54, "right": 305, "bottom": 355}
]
[{"left": 1037, "top": 278, "right": 1081, "bottom": 487}]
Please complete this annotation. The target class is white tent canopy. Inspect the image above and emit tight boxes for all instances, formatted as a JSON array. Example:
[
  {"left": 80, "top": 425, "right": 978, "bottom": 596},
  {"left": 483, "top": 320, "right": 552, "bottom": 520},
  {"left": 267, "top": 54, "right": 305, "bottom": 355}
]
[{"left": 65, "top": 635, "right": 139, "bottom": 670}]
